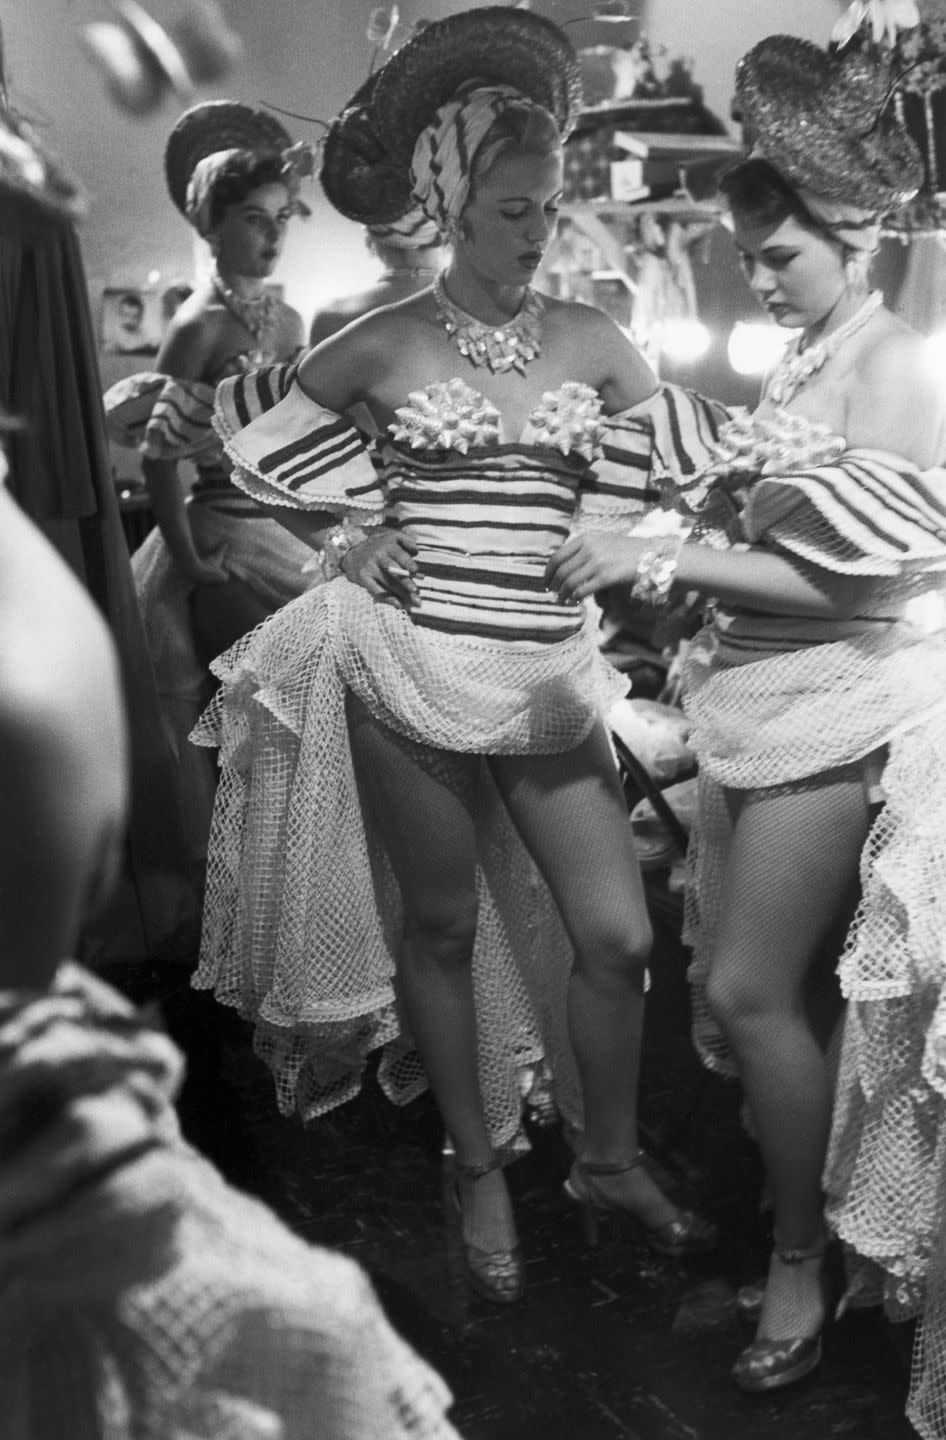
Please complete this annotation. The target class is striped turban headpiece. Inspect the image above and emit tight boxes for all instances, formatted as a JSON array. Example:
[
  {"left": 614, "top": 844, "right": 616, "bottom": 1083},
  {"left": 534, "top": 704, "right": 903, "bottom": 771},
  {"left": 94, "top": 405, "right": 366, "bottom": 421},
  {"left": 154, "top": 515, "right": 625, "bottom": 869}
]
[{"left": 410, "top": 81, "right": 552, "bottom": 237}]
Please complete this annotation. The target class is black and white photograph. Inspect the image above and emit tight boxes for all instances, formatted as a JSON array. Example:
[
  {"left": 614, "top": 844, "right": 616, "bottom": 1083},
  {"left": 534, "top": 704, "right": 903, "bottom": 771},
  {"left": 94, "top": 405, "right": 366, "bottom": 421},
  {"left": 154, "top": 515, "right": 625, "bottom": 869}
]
[{"left": 3, "top": 3, "right": 946, "bottom": 1439}]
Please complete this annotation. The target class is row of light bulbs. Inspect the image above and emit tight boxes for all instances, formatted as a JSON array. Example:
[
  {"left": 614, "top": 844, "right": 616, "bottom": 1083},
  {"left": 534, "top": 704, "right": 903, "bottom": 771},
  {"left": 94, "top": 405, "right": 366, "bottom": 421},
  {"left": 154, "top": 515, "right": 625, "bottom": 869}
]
[
  {"left": 652, "top": 318, "right": 946, "bottom": 379},
  {"left": 649, "top": 318, "right": 792, "bottom": 374}
]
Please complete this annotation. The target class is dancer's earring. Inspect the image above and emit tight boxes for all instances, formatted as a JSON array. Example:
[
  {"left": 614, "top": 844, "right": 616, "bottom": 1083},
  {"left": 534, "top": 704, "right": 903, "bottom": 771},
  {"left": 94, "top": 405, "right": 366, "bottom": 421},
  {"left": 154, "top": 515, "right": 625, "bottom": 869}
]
[{"left": 843, "top": 249, "right": 870, "bottom": 294}]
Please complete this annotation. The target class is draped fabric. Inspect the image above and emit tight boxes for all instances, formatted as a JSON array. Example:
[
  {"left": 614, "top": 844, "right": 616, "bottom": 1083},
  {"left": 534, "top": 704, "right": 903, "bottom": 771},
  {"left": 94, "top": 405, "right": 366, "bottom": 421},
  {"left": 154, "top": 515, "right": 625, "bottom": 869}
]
[
  {"left": 0, "top": 964, "right": 460, "bottom": 1440},
  {"left": 0, "top": 218, "right": 199, "bottom": 967}
]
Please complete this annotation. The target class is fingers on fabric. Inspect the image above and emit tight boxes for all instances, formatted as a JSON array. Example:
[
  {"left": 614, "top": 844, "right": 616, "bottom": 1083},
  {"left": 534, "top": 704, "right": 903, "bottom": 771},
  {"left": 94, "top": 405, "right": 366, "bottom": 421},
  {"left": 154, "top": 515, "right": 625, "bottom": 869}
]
[{"left": 545, "top": 547, "right": 590, "bottom": 602}]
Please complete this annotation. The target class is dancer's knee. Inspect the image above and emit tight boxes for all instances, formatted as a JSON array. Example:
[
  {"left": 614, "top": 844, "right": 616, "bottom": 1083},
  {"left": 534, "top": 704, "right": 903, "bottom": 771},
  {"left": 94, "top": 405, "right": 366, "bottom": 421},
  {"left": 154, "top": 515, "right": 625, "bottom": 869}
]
[
  {"left": 403, "top": 896, "right": 478, "bottom": 971},
  {"left": 705, "top": 960, "right": 777, "bottom": 1038},
  {"left": 573, "top": 913, "right": 652, "bottom": 987}
]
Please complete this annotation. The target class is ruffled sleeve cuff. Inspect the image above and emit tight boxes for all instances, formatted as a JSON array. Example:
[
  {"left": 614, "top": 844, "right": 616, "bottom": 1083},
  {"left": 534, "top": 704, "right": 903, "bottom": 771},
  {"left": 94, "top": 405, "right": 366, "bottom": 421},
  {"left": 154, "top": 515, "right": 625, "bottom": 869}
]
[
  {"left": 213, "top": 366, "right": 386, "bottom": 518},
  {"left": 578, "top": 383, "right": 728, "bottom": 529},
  {"left": 742, "top": 448, "right": 946, "bottom": 575},
  {"left": 102, "top": 372, "right": 219, "bottom": 460}
]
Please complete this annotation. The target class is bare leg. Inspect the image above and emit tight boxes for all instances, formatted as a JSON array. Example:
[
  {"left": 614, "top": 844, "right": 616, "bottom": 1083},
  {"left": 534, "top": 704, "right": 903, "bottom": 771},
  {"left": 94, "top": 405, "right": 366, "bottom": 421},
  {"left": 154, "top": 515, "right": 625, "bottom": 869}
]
[
  {"left": 347, "top": 696, "right": 515, "bottom": 1255},
  {"left": 706, "top": 775, "right": 869, "bottom": 1340},
  {"left": 492, "top": 722, "right": 689, "bottom": 1228}
]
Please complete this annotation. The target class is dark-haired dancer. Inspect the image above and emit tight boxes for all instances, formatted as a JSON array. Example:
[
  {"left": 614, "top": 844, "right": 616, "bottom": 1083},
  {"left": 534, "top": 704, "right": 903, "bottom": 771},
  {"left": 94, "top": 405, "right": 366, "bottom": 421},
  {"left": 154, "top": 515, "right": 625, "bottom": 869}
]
[
  {"left": 104, "top": 102, "right": 315, "bottom": 863},
  {"left": 548, "top": 26, "right": 946, "bottom": 1426}
]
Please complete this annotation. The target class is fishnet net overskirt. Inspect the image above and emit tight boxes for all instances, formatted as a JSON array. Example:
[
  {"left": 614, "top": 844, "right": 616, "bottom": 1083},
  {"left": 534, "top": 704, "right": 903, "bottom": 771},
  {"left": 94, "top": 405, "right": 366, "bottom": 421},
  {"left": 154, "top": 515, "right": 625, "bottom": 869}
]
[
  {"left": 192, "top": 577, "right": 626, "bottom": 1147},
  {"left": 823, "top": 717, "right": 946, "bottom": 1440}
]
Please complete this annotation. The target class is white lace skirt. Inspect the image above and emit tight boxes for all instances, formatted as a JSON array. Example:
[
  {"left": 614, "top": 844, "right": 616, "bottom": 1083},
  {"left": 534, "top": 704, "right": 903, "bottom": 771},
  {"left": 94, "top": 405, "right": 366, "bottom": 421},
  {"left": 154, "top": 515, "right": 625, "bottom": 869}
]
[{"left": 191, "top": 576, "right": 627, "bottom": 1151}]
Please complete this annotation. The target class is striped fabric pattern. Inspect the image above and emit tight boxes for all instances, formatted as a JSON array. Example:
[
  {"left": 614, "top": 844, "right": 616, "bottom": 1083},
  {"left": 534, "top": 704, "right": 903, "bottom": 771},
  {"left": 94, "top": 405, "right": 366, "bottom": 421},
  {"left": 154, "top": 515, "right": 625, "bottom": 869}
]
[
  {"left": 103, "top": 374, "right": 220, "bottom": 460},
  {"left": 215, "top": 374, "right": 386, "bottom": 516},
  {"left": 743, "top": 448, "right": 946, "bottom": 574},
  {"left": 580, "top": 410, "right": 659, "bottom": 522},
  {"left": 381, "top": 442, "right": 585, "bottom": 643},
  {"left": 410, "top": 84, "right": 541, "bottom": 234},
  {"left": 208, "top": 372, "right": 727, "bottom": 644},
  {"left": 634, "top": 383, "right": 729, "bottom": 486}
]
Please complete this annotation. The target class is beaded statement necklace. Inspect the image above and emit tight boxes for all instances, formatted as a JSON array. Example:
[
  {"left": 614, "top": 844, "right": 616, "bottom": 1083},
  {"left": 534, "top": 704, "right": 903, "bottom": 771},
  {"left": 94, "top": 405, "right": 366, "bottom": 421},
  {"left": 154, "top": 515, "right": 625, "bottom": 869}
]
[
  {"left": 211, "top": 269, "right": 278, "bottom": 363},
  {"left": 433, "top": 273, "right": 545, "bottom": 375},
  {"left": 766, "top": 290, "right": 883, "bottom": 407}
]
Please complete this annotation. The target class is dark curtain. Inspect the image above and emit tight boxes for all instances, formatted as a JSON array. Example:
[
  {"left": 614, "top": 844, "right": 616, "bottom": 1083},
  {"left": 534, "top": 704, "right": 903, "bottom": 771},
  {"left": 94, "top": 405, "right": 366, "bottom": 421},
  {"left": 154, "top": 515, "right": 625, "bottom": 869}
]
[{"left": 0, "top": 217, "right": 201, "bottom": 970}]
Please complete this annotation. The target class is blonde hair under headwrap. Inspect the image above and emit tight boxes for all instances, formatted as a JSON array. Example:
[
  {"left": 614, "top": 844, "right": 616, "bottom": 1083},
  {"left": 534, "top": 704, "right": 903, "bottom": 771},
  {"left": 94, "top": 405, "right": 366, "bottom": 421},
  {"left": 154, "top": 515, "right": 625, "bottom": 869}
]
[{"left": 410, "top": 82, "right": 551, "bottom": 238}]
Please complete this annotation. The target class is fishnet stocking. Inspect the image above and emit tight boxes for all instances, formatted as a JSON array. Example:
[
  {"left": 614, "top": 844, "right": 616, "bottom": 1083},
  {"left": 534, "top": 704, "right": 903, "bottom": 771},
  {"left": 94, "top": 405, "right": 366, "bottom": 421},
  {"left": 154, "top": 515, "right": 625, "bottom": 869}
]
[
  {"left": 701, "top": 772, "right": 869, "bottom": 1341},
  {"left": 492, "top": 727, "right": 685, "bottom": 1229},
  {"left": 346, "top": 694, "right": 517, "bottom": 1256}
]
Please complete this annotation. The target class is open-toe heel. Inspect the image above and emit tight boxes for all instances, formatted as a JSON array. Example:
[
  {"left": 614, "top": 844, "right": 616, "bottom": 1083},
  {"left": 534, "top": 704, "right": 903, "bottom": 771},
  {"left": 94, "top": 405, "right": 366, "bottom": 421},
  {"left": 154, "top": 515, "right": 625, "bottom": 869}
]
[
  {"left": 732, "top": 1239, "right": 834, "bottom": 1394},
  {"left": 563, "top": 1153, "right": 718, "bottom": 1258},
  {"left": 448, "top": 1154, "right": 524, "bottom": 1305}
]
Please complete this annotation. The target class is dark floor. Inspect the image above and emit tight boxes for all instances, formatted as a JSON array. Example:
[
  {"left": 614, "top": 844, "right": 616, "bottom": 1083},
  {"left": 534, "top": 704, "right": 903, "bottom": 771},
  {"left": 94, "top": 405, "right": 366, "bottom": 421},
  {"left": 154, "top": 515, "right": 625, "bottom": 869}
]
[{"left": 138, "top": 875, "right": 915, "bottom": 1440}]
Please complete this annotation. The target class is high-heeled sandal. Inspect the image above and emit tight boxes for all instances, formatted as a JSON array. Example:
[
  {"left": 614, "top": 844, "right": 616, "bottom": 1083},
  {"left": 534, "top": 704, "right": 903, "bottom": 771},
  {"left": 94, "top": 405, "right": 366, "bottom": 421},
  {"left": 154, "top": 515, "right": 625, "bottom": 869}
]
[
  {"left": 563, "top": 1153, "right": 718, "bottom": 1257},
  {"left": 449, "top": 1154, "right": 525, "bottom": 1305},
  {"left": 732, "top": 1240, "right": 830, "bottom": 1394}
]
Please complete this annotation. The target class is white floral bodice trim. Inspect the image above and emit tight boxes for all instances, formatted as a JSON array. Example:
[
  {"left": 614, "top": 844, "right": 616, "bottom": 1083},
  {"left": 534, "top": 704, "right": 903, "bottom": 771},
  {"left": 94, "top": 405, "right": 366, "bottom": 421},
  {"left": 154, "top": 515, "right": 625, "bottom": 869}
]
[{"left": 390, "top": 378, "right": 604, "bottom": 462}]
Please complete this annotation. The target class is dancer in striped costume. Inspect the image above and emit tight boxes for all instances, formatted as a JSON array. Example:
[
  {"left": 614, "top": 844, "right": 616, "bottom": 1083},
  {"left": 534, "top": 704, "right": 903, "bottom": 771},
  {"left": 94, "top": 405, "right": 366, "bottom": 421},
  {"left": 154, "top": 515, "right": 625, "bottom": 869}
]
[
  {"left": 548, "top": 26, "right": 946, "bottom": 1430},
  {"left": 103, "top": 102, "right": 314, "bottom": 865},
  {"left": 193, "top": 7, "right": 720, "bottom": 1307}
]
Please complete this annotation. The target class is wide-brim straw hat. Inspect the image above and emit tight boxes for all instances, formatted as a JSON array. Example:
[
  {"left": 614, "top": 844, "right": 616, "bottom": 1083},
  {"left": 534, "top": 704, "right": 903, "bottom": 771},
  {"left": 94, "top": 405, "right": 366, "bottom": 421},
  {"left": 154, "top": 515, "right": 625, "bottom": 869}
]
[
  {"left": 735, "top": 35, "right": 923, "bottom": 212},
  {"left": 320, "top": 70, "right": 415, "bottom": 224},
  {"left": 369, "top": 6, "right": 583, "bottom": 172},
  {"left": 164, "top": 99, "right": 292, "bottom": 216}
]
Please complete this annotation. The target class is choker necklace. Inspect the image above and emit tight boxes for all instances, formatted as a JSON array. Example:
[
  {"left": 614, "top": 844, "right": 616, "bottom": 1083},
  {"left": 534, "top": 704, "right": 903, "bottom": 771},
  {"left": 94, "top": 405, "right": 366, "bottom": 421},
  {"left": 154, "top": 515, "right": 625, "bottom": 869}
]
[
  {"left": 211, "top": 270, "right": 278, "bottom": 360},
  {"left": 766, "top": 290, "right": 883, "bottom": 407},
  {"left": 433, "top": 273, "right": 544, "bottom": 375},
  {"left": 381, "top": 266, "right": 440, "bottom": 282}
]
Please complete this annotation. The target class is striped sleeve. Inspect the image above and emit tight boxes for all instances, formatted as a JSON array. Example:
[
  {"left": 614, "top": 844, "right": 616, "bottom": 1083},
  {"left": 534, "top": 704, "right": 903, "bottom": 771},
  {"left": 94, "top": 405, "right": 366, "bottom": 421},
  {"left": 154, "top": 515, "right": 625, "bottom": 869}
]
[
  {"left": 102, "top": 373, "right": 219, "bottom": 460},
  {"left": 213, "top": 369, "right": 385, "bottom": 518},
  {"left": 577, "top": 384, "right": 729, "bottom": 529},
  {"left": 742, "top": 447, "right": 946, "bottom": 574}
]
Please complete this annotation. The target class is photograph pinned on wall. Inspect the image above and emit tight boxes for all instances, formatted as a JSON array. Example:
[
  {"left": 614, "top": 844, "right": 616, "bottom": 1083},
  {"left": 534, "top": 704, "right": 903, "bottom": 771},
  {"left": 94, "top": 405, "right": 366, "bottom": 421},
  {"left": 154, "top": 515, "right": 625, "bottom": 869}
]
[{"left": 100, "top": 286, "right": 163, "bottom": 355}]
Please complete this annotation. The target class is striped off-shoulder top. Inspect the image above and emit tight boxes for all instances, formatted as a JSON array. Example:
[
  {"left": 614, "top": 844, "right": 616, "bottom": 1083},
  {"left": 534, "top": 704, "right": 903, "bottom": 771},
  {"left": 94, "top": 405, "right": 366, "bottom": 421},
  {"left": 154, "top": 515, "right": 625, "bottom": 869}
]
[
  {"left": 213, "top": 367, "right": 726, "bottom": 645},
  {"left": 103, "top": 354, "right": 279, "bottom": 504}
]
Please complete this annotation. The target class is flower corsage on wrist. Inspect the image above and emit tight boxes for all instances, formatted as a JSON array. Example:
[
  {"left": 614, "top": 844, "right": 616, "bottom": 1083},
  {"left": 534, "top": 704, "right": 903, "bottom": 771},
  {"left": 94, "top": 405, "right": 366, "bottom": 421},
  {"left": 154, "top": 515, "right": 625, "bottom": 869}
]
[
  {"left": 630, "top": 533, "right": 685, "bottom": 606},
  {"left": 310, "top": 519, "right": 365, "bottom": 582}
]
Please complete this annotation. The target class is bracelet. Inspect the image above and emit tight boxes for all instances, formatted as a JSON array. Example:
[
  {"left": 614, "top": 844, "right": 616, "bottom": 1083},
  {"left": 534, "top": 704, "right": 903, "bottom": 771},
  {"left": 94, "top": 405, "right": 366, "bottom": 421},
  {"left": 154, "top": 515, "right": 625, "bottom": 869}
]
[
  {"left": 630, "top": 534, "right": 684, "bottom": 606},
  {"left": 318, "top": 520, "right": 363, "bottom": 581}
]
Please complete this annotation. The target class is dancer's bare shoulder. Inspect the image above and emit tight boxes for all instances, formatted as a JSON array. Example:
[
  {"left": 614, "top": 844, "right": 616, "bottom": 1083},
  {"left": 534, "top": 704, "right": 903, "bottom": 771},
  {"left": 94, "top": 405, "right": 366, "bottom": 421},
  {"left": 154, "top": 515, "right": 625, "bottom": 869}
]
[{"left": 848, "top": 312, "right": 946, "bottom": 467}]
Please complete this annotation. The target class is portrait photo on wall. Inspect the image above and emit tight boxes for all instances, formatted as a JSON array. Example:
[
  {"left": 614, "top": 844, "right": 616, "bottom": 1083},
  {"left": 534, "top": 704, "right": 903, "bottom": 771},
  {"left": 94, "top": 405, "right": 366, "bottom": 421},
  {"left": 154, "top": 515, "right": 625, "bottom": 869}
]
[{"left": 100, "top": 286, "right": 163, "bottom": 355}]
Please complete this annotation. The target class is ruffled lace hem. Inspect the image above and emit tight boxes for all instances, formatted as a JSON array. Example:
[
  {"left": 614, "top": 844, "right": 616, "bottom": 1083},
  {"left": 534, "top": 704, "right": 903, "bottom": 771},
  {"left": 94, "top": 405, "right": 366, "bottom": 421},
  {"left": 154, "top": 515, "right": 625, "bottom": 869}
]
[{"left": 191, "top": 579, "right": 624, "bottom": 1141}]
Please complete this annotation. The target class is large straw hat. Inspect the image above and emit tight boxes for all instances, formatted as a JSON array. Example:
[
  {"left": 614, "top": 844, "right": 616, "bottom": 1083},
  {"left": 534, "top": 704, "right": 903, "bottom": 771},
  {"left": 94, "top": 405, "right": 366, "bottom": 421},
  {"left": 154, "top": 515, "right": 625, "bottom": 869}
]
[
  {"left": 164, "top": 99, "right": 292, "bottom": 216},
  {"left": 319, "top": 71, "right": 414, "bottom": 225},
  {"left": 368, "top": 7, "right": 583, "bottom": 171},
  {"left": 735, "top": 35, "right": 923, "bottom": 211}
]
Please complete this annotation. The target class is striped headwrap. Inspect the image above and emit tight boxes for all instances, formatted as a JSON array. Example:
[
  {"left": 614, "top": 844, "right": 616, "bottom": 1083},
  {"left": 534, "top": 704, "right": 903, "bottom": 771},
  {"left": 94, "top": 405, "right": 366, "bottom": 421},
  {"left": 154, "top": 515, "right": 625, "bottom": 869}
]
[{"left": 410, "top": 82, "right": 549, "bottom": 237}]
